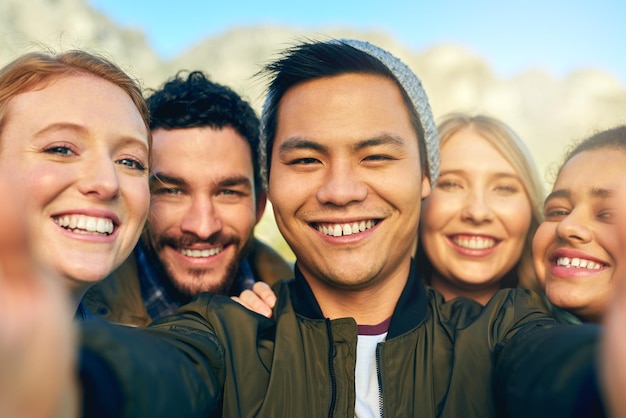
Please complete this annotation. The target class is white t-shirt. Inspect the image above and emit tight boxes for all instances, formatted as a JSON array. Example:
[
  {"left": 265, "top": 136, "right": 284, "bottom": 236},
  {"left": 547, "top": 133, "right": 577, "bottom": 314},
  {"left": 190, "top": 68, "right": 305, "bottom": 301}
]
[{"left": 354, "top": 319, "right": 391, "bottom": 418}]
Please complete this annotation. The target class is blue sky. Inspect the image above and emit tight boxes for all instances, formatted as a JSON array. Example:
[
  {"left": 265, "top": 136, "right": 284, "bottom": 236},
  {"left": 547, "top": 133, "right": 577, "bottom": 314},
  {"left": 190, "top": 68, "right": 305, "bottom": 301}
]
[{"left": 88, "top": 0, "right": 626, "bottom": 84}]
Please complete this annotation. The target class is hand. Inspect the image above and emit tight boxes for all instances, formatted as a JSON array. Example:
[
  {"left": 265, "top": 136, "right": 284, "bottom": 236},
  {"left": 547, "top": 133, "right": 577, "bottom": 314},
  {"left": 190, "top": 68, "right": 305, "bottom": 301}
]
[
  {"left": 0, "top": 180, "right": 78, "bottom": 418},
  {"left": 232, "top": 281, "right": 277, "bottom": 318},
  {"left": 600, "top": 184, "right": 626, "bottom": 417}
]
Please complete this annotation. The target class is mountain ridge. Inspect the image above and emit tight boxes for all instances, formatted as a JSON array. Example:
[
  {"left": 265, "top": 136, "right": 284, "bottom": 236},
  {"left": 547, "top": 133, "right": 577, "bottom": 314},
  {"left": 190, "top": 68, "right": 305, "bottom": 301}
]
[{"left": 3, "top": 0, "right": 626, "bottom": 257}]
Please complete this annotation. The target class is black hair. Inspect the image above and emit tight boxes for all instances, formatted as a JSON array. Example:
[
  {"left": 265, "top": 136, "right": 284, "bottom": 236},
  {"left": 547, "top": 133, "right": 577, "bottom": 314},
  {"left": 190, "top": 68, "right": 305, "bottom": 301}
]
[
  {"left": 146, "top": 71, "right": 262, "bottom": 198},
  {"left": 563, "top": 125, "right": 626, "bottom": 164},
  {"left": 258, "top": 40, "right": 426, "bottom": 186}
]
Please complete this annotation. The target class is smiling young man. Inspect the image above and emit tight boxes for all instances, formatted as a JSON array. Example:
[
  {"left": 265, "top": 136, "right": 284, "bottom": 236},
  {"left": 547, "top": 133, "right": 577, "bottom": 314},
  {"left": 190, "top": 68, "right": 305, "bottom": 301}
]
[
  {"left": 83, "top": 71, "right": 292, "bottom": 325},
  {"left": 77, "top": 40, "right": 605, "bottom": 417}
]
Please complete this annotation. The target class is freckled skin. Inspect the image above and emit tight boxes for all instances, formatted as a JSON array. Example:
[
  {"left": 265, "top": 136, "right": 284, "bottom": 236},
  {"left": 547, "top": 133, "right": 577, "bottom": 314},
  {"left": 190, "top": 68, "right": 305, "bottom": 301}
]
[{"left": 0, "top": 74, "right": 150, "bottom": 301}]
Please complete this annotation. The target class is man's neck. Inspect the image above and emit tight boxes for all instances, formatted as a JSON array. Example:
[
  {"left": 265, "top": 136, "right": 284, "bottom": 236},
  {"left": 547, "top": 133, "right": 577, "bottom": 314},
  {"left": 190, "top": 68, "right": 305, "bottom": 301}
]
[{"left": 305, "top": 265, "right": 410, "bottom": 325}]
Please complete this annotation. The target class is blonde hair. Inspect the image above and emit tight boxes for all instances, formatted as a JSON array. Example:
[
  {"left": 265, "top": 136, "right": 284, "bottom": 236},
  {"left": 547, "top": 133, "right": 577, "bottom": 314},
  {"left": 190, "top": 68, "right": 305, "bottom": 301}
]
[{"left": 433, "top": 112, "right": 545, "bottom": 292}]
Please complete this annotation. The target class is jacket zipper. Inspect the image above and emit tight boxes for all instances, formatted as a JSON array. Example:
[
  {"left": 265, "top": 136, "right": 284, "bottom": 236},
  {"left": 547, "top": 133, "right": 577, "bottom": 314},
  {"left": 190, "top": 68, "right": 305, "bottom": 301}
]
[
  {"left": 376, "top": 343, "right": 384, "bottom": 418},
  {"left": 325, "top": 319, "right": 337, "bottom": 418}
]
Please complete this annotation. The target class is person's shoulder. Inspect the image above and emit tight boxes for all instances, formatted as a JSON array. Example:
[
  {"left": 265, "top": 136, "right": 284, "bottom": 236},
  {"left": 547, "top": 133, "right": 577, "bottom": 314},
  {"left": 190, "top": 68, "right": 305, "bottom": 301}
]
[
  {"left": 82, "top": 255, "right": 151, "bottom": 326},
  {"left": 426, "top": 288, "right": 554, "bottom": 332},
  {"left": 488, "top": 288, "right": 551, "bottom": 312},
  {"left": 249, "top": 238, "right": 294, "bottom": 286},
  {"left": 426, "top": 288, "right": 484, "bottom": 327},
  {"left": 484, "top": 288, "right": 558, "bottom": 340},
  {"left": 145, "top": 292, "right": 278, "bottom": 355},
  {"left": 169, "top": 291, "right": 283, "bottom": 325}
]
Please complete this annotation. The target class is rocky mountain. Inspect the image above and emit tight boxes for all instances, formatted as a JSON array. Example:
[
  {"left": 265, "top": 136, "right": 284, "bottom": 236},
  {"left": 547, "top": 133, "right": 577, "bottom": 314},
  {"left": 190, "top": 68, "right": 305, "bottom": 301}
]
[
  {"left": 3, "top": 0, "right": 626, "bottom": 258},
  {"left": 0, "top": 0, "right": 164, "bottom": 82}
]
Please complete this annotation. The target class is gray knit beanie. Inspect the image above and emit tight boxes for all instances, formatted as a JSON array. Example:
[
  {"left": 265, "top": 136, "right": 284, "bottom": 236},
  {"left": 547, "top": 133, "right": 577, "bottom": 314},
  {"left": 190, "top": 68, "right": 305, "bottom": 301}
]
[{"left": 259, "top": 38, "right": 440, "bottom": 189}]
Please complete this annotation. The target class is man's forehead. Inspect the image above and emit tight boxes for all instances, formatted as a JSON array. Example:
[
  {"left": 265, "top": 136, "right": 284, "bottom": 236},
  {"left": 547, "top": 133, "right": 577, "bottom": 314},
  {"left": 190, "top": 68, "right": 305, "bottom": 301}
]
[
  {"left": 276, "top": 74, "right": 408, "bottom": 118},
  {"left": 258, "top": 39, "right": 440, "bottom": 189}
]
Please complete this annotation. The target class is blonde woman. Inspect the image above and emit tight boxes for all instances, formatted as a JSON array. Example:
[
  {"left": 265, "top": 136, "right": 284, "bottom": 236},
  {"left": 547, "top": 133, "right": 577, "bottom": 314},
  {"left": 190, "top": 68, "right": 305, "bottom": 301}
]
[{"left": 417, "top": 113, "right": 544, "bottom": 304}]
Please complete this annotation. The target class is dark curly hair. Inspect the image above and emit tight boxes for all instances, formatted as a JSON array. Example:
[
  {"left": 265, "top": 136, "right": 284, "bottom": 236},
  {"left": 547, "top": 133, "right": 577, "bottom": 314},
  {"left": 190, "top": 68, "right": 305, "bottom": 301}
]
[
  {"left": 146, "top": 71, "right": 262, "bottom": 198},
  {"left": 559, "top": 125, "right": 626, "bottom": 173}
]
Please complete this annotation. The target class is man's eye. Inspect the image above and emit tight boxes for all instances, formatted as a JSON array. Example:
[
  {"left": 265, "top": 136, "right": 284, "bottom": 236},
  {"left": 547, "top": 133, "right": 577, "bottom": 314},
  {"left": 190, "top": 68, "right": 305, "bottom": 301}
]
[
  {"left": 221, "top": 189, "right": 242, "bottom": 196},
  {"left": 153, "top": 187, "right": 181, "bottom": 195},
  {"left": 363, "top": 154, "right": 392, "bottom": 162},
  {"left": 289, "top": 158, "right": 319, "bottom": 165}
]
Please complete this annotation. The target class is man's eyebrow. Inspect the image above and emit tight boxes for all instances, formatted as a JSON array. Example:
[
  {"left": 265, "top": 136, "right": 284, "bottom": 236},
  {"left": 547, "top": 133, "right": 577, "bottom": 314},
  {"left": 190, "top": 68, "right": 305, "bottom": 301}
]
[
  {"left": 149, "top": 173, "right": 185, "bottom": 186},
  {"left": 218, "top": 175, "right": 252, "bottom": 189},
  {"left": 277, "top": 137, "right": 327, "bottom": 153},
  {"left": 353, "top": 134, "right": 406, "bottom": 151},
  {"left": 277, "top": 134, "right": 406, "bottom": 154}
]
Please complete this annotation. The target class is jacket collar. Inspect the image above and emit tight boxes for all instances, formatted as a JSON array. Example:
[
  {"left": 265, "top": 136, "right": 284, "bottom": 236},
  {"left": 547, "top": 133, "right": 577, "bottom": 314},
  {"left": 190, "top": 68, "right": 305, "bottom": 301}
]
[{"left": 288, "top": 259, "right": 428, "bottom": 338}]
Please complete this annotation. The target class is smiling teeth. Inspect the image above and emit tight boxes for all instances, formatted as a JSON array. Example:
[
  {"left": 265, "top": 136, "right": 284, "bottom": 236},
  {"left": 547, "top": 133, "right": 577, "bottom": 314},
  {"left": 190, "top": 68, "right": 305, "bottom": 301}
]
[
  {"left": 453, "top": 236, "right": 495, "bottom": 250},
  {"left": 54, "top": 214, "right": 114, "bottom": 235},
  {"left": 317, "top": 220, "right": 374, "bottom": 237},
  {"left": 180, "top": 247, "right": 224, "bottom": 258},
  {"left": 556, "top": 257, "right": 602, "bottom": 270}
]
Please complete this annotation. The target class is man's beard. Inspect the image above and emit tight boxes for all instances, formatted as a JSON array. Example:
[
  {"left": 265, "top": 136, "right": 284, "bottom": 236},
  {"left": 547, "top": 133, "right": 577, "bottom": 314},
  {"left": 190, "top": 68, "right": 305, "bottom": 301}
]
[
  {"left": 143, "top": 226, "right": 253, "bottom": 297},
  {"left": 164, "top": 256, "right": 239, "bottom": 296}
]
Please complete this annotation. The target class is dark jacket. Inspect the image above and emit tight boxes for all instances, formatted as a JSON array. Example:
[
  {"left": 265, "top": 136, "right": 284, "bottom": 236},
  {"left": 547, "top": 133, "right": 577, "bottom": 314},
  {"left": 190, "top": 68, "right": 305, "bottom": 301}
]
[
  {"left": 80, "top": 261, "right": 601, "bottom": 418},
  {"left": 82, "top": 237, "right": 293, "bottom": 326}
]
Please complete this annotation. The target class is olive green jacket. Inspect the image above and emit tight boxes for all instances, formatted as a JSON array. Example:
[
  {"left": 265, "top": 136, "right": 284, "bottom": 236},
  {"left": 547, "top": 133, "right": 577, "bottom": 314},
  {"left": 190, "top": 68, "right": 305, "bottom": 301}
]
[
  {"left": 80, "top": 261, "right": 601, "bottom": 418},
  {"left": 82, "top": 237, "right": 293, "bottom": 326}
]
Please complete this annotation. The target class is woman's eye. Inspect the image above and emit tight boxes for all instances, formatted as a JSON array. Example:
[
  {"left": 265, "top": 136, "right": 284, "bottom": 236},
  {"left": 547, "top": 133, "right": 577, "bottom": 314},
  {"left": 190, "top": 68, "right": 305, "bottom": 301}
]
[
  {"left": 495, "top": 185, "right": 519, "bottom": 194},
  {"left": 44, "top": 145, "right": 74, "bottom": 156},
  {"left": 597, "top": 210, "right": 615, "bottom": 222},
  {"left": 118, "top": 158, "right": 147, "bottom": 172},
  {"left": 544, "top": 209, "right": 569, "bottom": 219},
  {"left": 437, "top": 181, "right": 460, "bottom": 190}
]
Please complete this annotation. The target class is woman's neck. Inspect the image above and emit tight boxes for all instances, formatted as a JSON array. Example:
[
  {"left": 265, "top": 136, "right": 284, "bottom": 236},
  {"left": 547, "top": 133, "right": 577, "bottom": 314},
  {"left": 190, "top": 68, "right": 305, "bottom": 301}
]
[{"left": 69, "top": 284, "right": 89, "bottom": 311}]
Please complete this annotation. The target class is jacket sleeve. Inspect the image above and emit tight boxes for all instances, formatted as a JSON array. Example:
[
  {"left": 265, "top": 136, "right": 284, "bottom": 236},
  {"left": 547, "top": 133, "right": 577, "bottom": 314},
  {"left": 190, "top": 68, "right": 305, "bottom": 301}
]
[
  {"left": 79, "top": 295, "right": 225, "bottom": 418},
  {"left": 494, "top": 322, "right": 604, "bottom": 418}
]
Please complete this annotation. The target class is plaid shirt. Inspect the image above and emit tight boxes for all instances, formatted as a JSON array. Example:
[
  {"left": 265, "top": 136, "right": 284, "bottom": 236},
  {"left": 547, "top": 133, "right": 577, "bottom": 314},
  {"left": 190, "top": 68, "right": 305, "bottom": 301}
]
[{"left": 134, "top": 240, "right": 257, "bottom": 322}]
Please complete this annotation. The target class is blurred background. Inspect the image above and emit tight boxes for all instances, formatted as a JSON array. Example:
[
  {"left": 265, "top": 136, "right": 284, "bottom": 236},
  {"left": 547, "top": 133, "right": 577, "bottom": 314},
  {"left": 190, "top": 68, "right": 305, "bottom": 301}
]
[{"left": 2, "top": 0, "right": 625, "bottom": 261}]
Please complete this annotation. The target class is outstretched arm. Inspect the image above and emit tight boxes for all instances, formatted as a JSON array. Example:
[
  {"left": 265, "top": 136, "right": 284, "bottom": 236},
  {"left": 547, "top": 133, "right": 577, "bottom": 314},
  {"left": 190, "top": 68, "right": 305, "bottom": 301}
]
[
  {"left": 79, "top": 315, "right": 224, "bottom": 418},
  {"left": 0, "top": 180, "right": 78, "bottom": 418},
  {"left": 495, "top": 321, "right": 602, "bottom": 418},
  {"left": 600, "top": 185, "right": 626, "bottom": 418}
]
